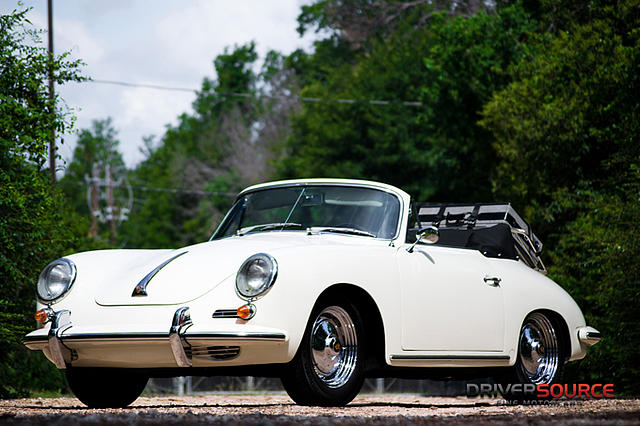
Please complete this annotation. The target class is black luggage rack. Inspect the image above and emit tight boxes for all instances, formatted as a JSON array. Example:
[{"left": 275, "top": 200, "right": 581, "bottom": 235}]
[{"left": 414, "top": 202, "right": 546, "bottom": 273}]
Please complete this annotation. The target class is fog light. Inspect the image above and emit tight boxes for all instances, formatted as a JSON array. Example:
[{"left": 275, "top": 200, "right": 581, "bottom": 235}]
[{"left": 237, "top": 304, "right": 256, "bottom": 320}]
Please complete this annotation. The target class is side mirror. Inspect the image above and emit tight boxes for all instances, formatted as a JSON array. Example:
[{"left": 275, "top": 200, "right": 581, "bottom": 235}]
[{"left": 407, "top": 226, "right": 439, "bottom": 253}]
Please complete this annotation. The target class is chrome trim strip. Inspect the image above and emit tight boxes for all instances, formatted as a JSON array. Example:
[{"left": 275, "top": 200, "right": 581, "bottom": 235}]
[
  {"left": 26, "top": 331, "right": 287, "bottom": 344},
  {"left": 188, "top": 345, "right": 241, "bottom": 360},
  {"left": 132, "top": 251, "right": 188, "bottom": 297},
  {"left": 45, "top": 332, "right": 286, "bottom": 342},
  {"left": 212, "top": 309, "right": 239, "bottom": 319},
  {"left": 391, "top": 354, "right": 510, "bottom": 360},
  {"left": 186, "top": 332, "right": 286, "bottom": 341},
  {"left": 23, "top": 336, "right": 49, "bottom": 344},
  {"left": 62, "top": 332, "right": 169, "bottom": 341},
  {"left": 238, "top": 181, "right": 402, "bottom": 198}
]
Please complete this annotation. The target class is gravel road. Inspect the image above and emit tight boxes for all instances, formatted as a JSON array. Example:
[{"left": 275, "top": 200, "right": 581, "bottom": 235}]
[{"left": 2, "top": 394, "right": 639, "bottom": 425}]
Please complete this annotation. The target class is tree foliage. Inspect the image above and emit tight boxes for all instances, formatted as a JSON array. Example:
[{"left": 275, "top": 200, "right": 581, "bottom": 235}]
[
  {"left": 279, "top": 3, "right": 536, "bottom": 201},
  {"left": 480, "top": 0, "right": 640, "bottom": 392},
  {"left": 481, "top": 8, "right": 639, "bottom": 210},
  {"left": 297, "top": 0, "right": 492, "bottom": 48},
  {"left": 0, "top": 8, "right": 87, "bottom": 397},
  {"left": 0, "top": 9, "right": 83, "bottom": 164},
  {"left": 120, "top": 43, "right": 300, "bottom": 248}
]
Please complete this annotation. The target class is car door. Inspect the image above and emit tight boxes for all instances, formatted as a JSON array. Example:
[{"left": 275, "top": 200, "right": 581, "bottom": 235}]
[{"left": 396, "top": 244, "right": 505, "bottom": 352}]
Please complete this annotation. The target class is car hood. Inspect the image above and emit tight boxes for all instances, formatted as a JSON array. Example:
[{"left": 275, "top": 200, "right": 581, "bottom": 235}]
[{"left": 90, "top": 232, "right": 333, "bottom": 306}]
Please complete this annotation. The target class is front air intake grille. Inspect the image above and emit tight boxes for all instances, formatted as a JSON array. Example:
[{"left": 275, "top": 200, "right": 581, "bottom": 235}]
[{"left": 185, "top": 345, "right": 240, "bottom": 360}]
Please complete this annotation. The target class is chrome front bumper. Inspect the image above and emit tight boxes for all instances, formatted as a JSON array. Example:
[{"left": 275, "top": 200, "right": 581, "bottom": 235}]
[{"left": 23, "top": 307, "right": 287, "bottom": 369}]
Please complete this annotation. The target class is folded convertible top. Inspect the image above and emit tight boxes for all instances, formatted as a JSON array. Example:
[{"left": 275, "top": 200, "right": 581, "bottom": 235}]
[{"left": 409, "top": 203, "right": 546, "bottom": 273}]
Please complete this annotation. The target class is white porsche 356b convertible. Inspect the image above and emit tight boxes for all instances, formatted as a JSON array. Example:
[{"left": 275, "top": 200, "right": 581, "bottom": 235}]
[{"left": 24, "top": 178, "right": 601, "bottom": 407}]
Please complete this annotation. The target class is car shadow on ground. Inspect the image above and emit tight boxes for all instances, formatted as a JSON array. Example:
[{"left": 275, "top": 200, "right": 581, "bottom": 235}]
[{"left": 19, "top": 401, "right": 494, "bottom": 410}]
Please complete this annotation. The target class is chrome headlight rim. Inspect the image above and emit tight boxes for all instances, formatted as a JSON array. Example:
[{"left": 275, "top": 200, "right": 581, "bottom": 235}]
[
  {"left": 37, "top": 258, "right": 77, "bottom": 303},
  {"left": 235, "top": 253, "right": 278, "bottom": 301}
]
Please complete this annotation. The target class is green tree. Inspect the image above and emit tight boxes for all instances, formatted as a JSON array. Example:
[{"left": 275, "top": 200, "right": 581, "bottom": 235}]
[
  {"left": 279, "top": 2, "right": 536, "bottom": 201},
  {"left": 481, "top": 1, "right": 640, "bottom": 393},
  {"left": 547, "top": 191, "right": 640, "bottom": 393},
  {"left": 481, "top": 12, "right": 639, "bottom": 212},
  {"left": 296, "top": 0, "right": 493, "bottom": 51},
  {"left": 0, "top": 8, "right": 86, "bottom": 397},
  {"left": 121, "top": 43, "right": 269, "bottom": 248}
]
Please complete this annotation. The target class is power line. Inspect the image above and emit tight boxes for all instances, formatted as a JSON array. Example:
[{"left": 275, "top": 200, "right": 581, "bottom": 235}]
[
  {"left": 84, "top": 79, "right": 423, "bottom": 107},
  {"left": 90, "top": 79, "right": 196, "bottom": 93},
  {"left": 62, "top": 180, "right": 237, "bottom": 197}
]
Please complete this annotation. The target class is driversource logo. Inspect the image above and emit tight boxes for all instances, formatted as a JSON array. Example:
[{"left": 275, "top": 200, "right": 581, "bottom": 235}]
[{"left": 467, "top": 383, "right": 615, "bottom": 400}]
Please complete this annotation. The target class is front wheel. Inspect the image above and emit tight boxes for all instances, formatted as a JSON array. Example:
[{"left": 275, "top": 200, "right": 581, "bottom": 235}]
[
  {"left": 66, "top": 368, "right": 148, "bottom": 408},
  {"left": 281, "top": 302, "right": 364, "bottom": 406}
]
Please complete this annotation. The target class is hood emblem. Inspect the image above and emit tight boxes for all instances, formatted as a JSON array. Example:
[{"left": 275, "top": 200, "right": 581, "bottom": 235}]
[{"left": 132, "top": 251, "right": 188, "bottom": 297}]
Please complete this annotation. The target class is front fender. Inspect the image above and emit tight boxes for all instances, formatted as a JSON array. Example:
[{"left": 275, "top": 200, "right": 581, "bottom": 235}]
[{"left": 200, "top": 239, "right": 400, "bottom": 362}]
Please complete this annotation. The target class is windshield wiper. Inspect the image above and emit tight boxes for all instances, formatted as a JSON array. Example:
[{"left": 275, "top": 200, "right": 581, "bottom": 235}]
[
  {"left": 237, "top": 222, "right": 303, "bottom": 235},
  {"left": 310, "top": 227, "right": 376, "bottom": 238}
]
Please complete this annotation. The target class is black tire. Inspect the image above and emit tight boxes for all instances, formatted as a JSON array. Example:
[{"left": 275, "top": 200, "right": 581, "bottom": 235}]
[
  {"left": 498, "top": 312, "right": 565, "bottom": 401},
  {"left": 281, "top": 300, "right": 365, "bottom": 406},
  {"left": 66, "top": 368, "right": 148, "bottom": 408}
]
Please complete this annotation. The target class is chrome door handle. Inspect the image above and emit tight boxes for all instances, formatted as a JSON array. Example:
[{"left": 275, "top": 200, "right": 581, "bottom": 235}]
[{"left": 483, "top": 277, "right": 502, "bottom": 286}]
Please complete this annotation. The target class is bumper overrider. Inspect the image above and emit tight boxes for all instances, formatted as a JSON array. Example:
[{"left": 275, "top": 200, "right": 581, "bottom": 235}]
[
  {"left": 23, "top": 307, "right": 288, "bottom": 369},
  {"left": 577, "top": 326, "right": 602, "bottom": 346}
]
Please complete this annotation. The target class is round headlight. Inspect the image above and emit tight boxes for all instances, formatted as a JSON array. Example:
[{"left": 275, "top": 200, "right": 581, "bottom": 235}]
[
  {"left": 235, "top": 253, "right": 277, "bottom": 299},
  {"left": 37, "top": 258, "right": 76, "bottom": 302}
]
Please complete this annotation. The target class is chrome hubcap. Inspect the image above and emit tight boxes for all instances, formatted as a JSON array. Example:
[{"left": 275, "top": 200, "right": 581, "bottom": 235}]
[
  {"left": 519, "top": 313, "right": 559, "bottom": 384},
  {"left": 310, "top": 306, "right": 358, "bottom": 388}
]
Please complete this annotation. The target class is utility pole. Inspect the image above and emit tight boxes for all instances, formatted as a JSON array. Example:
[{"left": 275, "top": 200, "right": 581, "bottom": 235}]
[
  {"left": 85, "top": 164, "right": 132, "bottom": 241},
  {"left": 47, "top": 0, "right": 56, "bottom": 183},
  {"left": 89, "top": 164, "right": 99, "bottom": 238},
  {"left": 106, "top": 164, "right": 117, "bottom": 244}
]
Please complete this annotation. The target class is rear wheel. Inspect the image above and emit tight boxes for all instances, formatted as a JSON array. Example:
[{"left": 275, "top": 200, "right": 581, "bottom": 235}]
[
  {"left": 516, "top": 312, "right": 564, "bottom": 384},
  {"left": 498, "top": 312, "right": 565, "bottom": 400},
  {"left": 66, "top": 368, "right": 148, "bottom": 408},
  {"left": 281, "top": 302, "right": 364, "bottom": 406}
]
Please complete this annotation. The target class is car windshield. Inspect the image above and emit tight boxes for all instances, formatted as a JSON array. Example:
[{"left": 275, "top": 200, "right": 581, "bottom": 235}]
[{"left": 212, "top": 185, "right": 401, "bottom": 240}]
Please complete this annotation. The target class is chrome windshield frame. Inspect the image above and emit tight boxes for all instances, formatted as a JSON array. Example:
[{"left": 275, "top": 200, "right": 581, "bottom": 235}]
[{"left": 210, "top": 182, "right": 404, "bottom": 242}]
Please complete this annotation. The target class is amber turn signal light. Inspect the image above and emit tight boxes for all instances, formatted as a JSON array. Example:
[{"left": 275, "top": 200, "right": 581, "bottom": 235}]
[
  {"left": 34, "top": 309, "right": 49, "bottom": 323},
  {"left": 236, "top": 304, "right": 255, "bottom": 320}
]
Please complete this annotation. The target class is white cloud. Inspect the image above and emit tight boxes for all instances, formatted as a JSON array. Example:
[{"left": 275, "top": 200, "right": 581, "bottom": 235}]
[
  {"left": 56, "top": 18, "right": 105, "bottom": 67},
  {"left": 8, "top": 0, "right": 318, "bottom": 172}
]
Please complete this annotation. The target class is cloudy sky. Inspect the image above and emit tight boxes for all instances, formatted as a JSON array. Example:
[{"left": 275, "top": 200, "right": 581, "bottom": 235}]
[{"left": 4, "top": 0, "right": 319, "bottom": 172}]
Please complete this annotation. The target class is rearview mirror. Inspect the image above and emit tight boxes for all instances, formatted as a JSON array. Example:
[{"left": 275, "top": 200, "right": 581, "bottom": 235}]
[{"left": 407, "top": 226, "right": 439, "bottom": 253}]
